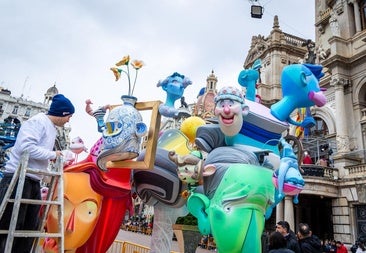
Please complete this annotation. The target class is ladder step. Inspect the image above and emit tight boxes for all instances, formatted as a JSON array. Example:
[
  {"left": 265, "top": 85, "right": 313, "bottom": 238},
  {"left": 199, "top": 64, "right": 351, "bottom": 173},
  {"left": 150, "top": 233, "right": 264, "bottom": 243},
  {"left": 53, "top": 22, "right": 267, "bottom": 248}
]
[
  {"left": 7, "top": 199, "right": 62, "bottom": 205},
  {"left": 26, "top": 168, "right": 62, "bottom": 177},
  {"left": 0, "top": 230, "right": 62, "bottom": 238}
]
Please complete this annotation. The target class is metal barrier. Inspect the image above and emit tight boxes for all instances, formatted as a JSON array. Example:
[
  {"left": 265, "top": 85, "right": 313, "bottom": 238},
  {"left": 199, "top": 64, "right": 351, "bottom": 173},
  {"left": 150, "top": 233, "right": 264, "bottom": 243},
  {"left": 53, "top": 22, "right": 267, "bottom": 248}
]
[{"left": 107, "top": 240, "right": 179, "bottom": 253}]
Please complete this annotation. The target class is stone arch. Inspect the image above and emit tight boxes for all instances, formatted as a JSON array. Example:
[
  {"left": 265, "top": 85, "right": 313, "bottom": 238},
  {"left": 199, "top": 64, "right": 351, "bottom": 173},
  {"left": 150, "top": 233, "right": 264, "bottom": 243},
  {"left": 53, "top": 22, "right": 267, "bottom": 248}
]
[
  {"left": 311, "top": 106, "right": 336, "bottom": 134},
  {"left": 353, "top": 76, "right": 366, "bottom": 107}
]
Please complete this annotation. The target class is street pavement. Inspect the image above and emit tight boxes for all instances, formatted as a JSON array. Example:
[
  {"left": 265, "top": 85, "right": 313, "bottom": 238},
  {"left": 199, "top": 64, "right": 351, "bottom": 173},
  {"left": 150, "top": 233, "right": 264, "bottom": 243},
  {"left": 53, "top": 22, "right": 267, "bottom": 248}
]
[{"left": 115, "top": 229, "right": 214, "bottom": 253}]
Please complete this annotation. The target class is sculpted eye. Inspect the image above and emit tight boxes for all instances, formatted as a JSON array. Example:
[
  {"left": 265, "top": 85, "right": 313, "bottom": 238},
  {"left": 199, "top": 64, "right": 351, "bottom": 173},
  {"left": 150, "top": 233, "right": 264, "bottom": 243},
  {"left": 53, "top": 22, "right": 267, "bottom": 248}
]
[{"left": 222, "top": 195, "right": 248, "bottom": 213}]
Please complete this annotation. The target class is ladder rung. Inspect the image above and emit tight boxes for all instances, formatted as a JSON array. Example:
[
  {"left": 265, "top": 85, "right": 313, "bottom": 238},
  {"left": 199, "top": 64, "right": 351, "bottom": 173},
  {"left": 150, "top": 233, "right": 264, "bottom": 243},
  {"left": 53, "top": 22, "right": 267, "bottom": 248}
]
[
  {"left": 0, "top": 151, "right": 65, "bottom": 252},
  {"left": 26, "top": 168, "right": 62, "bottom": 177},
  {"left": 7, "top": 199, "right": 62, "bottom": 205},
  {"left": 0, "top": 230, "right": 62, "bottom": 238}
]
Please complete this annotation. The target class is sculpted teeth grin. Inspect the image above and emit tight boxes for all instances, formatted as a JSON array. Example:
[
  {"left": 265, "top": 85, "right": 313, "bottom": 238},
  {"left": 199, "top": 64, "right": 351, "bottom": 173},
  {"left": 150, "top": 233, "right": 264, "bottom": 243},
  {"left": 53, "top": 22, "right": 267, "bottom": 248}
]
[{"left": 222, "top": 116, "right": 234, "bottom": 124}]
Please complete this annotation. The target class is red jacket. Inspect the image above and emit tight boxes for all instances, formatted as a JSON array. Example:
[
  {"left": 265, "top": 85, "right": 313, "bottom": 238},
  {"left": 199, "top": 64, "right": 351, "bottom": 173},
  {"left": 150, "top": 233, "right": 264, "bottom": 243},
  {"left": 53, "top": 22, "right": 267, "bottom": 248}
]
[{"left": 336, "top": 244, "right": 348, "bottom": 253}]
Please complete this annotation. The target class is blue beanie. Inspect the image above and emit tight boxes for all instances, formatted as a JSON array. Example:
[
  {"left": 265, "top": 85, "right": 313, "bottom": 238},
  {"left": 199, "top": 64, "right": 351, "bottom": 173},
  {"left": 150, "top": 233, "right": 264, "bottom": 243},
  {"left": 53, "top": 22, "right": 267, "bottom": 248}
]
[{"left": 48, "top": 94, "right": 75, "bottom": 117}]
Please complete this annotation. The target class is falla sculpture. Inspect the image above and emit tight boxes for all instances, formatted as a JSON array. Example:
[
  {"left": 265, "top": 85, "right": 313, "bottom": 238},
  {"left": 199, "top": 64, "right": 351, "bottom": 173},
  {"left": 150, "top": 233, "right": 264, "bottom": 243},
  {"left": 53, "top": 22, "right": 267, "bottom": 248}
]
[
  {"left": 43, "top": 59, "right": 326, "bottom": 253},
  {"left": 168, "top": 63, "right": 326, "bottom": 253}
]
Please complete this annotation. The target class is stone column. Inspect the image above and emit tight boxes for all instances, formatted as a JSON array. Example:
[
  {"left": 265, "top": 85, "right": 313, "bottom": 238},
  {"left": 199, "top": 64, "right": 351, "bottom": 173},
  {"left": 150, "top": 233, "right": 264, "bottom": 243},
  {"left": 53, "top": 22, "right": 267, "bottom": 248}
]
[
  {"left": 332, "top": 77, "right": 350, "bottom": 153},
  {"left": 284, "top": 196, "right": 294, "bottom": 230},
  {"left": 351, "top": 0, "right": 362, "bottom": 33},
  {"left": 276, "top": 200, "right": 284, "bottom": 222}
]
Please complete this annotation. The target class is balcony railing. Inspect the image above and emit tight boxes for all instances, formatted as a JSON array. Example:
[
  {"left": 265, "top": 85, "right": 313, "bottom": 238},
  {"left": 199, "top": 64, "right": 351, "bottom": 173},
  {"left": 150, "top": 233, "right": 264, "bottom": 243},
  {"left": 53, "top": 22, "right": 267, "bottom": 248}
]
[
  {"left": 345, "top": 163, "right": 366, "bottom": 176},
  {"left": 300, "top": 164, "right": 337, "bottom": 179}
]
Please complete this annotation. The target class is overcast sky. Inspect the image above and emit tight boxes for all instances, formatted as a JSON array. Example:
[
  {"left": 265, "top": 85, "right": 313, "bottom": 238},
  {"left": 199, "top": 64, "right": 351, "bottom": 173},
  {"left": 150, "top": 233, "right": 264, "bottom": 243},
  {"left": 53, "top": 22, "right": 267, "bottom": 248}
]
[{"left": 0, "top": 0, "right": 315, "bottom": 156}]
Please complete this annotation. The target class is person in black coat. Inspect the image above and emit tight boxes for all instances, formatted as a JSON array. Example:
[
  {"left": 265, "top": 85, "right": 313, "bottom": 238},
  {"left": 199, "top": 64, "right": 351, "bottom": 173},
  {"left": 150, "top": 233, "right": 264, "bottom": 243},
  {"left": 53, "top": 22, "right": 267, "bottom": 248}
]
[
  {"left": 268, "top": 231, "right": 295, "bottom": 253},
  {"left": 297, "top": 223, "right": 322, "bottom": 253},
  {"left": 276, "top": 221, "right": 301, "bottom": 253}
]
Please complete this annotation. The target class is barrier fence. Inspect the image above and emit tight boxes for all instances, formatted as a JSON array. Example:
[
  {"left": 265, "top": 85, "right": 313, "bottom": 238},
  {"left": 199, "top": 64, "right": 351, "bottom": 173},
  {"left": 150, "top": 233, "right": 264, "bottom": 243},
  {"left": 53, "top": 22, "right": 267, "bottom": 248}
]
[{"left": 107, "top": 240, "right": 178, "bottom": 253}]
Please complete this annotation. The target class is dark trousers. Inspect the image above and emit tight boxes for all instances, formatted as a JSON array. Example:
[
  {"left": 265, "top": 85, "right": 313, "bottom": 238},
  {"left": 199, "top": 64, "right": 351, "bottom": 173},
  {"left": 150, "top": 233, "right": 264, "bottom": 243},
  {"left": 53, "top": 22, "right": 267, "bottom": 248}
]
[{"left": 0, "top": 173, "right": 41, "bottom": 253}]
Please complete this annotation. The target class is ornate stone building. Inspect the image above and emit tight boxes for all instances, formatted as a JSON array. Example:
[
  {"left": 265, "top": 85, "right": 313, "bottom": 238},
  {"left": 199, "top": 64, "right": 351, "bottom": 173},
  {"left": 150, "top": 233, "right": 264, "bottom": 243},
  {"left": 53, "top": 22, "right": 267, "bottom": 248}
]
[{"left": 242, "top": 0, "right": 366, "bottom": 245}]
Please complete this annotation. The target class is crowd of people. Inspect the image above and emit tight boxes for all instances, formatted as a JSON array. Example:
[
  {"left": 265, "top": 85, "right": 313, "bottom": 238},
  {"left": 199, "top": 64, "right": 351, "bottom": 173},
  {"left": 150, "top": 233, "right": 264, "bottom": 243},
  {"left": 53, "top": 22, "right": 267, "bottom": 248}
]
[
  {"left": 121, "top": 215, "right": 153, "bottom": 235},
  {"left": 263, "top": 220, "right": 357, "bottom": 253}
]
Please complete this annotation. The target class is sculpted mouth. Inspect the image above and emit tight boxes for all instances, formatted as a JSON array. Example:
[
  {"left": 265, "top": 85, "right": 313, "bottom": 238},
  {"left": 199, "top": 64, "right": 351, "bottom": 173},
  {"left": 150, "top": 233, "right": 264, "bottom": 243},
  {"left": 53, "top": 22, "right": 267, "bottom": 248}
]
[{"left": 220, "top": 115, "right": 234, "bottom": 125}]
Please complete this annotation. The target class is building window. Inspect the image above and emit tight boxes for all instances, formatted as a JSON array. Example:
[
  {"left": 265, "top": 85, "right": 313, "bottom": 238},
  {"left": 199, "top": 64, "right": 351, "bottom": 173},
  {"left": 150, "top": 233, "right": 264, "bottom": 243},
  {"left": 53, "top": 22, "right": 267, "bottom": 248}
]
[
  {"left": 356, "top": 205, "right": 366, "bottom": 238},
  {"left": 360, "top": 0, "right": 366, "bottom": 30},
  {"left": 308, "top": 117, "right": 329, "bottom": 137},
  {"left": 12, "top": 105, "right": 19, "bottom": 115},
  {"left": 25, "top": 107, "right": 31, "bottom": 117}
]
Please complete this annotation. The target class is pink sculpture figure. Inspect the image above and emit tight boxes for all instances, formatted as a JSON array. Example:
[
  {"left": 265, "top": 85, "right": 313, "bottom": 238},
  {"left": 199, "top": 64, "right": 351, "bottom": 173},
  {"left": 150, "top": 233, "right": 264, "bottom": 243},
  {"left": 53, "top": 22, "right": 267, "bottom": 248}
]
[{"left": 69, "top": 137, "right": 88, "bottom": 163}]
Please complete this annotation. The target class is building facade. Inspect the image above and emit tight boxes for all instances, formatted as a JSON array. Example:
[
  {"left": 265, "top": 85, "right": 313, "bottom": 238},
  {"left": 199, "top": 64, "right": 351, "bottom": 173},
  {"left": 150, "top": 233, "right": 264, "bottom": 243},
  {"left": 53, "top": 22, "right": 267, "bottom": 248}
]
[
  {"left": 0, "top": 85, "right": 71, "bottom": 153},
  {"left": 242, "top": 0, "right": 366, "bottom": 244}
]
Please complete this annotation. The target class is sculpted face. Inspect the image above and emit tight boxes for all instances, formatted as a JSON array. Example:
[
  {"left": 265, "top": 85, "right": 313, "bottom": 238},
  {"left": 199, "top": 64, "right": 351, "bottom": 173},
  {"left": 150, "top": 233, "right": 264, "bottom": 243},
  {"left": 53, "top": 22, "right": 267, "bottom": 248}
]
[
  {"left": 47, "top": 172, "right": 103, "bottom": 251},
  {"left": 215, "top": 99, "right": 245, "bottom": 136}
]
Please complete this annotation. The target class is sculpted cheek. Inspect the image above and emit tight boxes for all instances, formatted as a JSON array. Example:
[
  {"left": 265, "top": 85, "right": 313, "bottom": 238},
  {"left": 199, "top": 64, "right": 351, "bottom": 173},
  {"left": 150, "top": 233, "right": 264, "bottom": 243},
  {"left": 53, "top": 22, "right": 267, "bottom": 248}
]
[{"left": 214, "top": 107, "right": 222, "bottom": 116}]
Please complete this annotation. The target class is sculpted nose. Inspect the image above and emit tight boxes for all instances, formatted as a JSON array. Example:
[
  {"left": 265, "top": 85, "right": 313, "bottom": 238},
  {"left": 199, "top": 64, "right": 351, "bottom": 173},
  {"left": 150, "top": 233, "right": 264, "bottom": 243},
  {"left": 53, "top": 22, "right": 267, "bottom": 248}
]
[
  {"left": 66, "top": 209, "right": 75, "bottom": 232},
  {"left": 308, "top": 91, "right": 327, "bottom": 107},
  {"left": 223, "top": 105, "right": 231, "bottom": 114}
]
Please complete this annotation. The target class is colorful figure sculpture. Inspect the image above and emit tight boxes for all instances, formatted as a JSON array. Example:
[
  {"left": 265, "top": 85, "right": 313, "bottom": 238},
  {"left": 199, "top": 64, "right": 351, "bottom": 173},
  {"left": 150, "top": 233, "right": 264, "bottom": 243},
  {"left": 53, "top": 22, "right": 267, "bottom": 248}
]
[
  {"left": 237, "top": 59, "right": 261, "bottom": 102},
  {"left": 46, "top": 172, "right": 103, "bottom": 252},
  {"left": 175, "top": 84, "right": 307, "bottom": 253},
  {"left": 133, "top": 147, "right": 189, "bottom": 253},
  {"left": 265, "top": 137, "right": 305, "bottom": 219},
  {"left": 133, "top": 114, "right": 205, "bottom": 253},
  {"left": 85, "top": 99, "right": 110, "bottom": 133},
  {"left": 69, "top": 136, "right": 88, "bottom": 163},
  {"left": 270, "top": 63, "right": 327, "bottom": 127},
  {"left": 97, "top": 96, "right": 147, "bottom": 171},
  {"left": 44, "top": 139, "right": 132, "bottom": 253},
  {"left": 157, "top": 72, "right": 192, "bottom": 118}
]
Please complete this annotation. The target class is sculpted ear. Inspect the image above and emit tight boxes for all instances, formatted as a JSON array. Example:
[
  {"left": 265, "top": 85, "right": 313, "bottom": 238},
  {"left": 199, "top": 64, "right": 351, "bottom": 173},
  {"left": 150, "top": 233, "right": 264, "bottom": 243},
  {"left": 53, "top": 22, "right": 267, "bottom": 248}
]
[
  {"left": 202, "top": 164, "right": 216, "bottom": 177},
  {"left": 242, "top": 105, "right": 249, "bottom": 117}
]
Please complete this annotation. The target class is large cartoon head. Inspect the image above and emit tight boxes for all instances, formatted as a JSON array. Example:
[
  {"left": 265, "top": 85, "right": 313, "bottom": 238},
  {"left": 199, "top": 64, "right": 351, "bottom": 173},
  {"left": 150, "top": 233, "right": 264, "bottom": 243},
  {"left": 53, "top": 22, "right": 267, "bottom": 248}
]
[
  {"left": 47, "top": 172, "right": 103, "bottom": 250},
  {"left": 214, "top": 86, "right": 249, "bottom": 136},
  {"left": 270, "top": 64, "right": 327, "bottom": 122},
  {"left": 157, "top": 72, "right": 192, "bottom": 107},
  {"left": 188, "top": 162, "right": 275, "bottom": 253}
]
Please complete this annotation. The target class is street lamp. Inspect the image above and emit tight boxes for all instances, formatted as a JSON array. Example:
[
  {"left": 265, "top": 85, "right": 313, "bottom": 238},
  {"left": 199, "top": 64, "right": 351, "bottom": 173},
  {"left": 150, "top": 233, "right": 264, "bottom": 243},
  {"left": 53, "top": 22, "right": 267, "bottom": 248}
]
[{"left": 251, "top": 4, "right": 263, "bottom": 18}]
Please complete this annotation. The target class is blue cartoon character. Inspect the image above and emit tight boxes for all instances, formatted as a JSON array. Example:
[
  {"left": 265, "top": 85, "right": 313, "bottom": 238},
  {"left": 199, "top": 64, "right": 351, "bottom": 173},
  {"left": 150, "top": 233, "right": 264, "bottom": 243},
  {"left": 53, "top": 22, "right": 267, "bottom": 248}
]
[
  {"left": 237, "top": 59, "right": 261, "bottom": 102},
  {"left": 265, "top": 137, "right": 305, "bottom": 219},
  {"left": 270, "top": 63, "right": 327, "bottom": 128},
  {"left": 157, "top": 72, "right": 192, "bottom": 118}
]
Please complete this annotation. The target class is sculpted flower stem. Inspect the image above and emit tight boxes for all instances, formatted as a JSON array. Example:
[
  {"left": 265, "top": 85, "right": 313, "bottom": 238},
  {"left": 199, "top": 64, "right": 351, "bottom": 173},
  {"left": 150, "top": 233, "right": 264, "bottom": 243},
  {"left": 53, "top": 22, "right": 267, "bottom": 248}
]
[{"left": 131, "top": 70, "right": 139, "bottom": 96}]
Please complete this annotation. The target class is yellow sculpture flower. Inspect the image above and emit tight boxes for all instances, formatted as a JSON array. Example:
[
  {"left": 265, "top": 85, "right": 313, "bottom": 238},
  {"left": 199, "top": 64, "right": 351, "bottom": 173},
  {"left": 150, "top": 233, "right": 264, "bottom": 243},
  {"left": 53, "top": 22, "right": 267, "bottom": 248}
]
[
  {"left": 110, "top": 55, "right": 144, "bottom": 96},
  {"left": 110, "top": 67, "right": 122, "bottom": 81},
  {"left": 115, "top": 55, "right": 130, "bottom": 66},
  {"left": 131, "top": 60, "right": 144, "bottom": 70}
]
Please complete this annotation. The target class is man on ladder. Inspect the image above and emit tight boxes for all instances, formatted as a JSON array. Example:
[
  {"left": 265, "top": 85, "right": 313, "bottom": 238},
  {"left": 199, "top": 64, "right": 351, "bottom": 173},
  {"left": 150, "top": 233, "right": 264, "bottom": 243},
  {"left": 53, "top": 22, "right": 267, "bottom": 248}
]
[{"left": 0, "top": 94, "right": 75, "bottom": 253}]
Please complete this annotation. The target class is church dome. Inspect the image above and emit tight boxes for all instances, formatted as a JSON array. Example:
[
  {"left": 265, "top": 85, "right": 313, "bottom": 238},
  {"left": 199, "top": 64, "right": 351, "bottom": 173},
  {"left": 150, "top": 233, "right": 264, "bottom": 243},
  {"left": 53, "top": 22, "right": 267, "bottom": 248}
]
[
  {"left": 44, "top": 84, "right": 59, "bottom": 105},
  {"left": 45, "top": 84, "right": 58, "bottom": 97}
]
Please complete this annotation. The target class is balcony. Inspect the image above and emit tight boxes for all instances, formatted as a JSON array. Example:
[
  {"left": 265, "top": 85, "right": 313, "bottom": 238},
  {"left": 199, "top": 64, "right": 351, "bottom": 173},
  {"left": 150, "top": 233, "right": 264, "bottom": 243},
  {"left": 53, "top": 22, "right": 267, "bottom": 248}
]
[
  {"left": 344, "top": 163, "right": 366, "bottom": 178},
  {"left": 300, "top": 164, "right": 337, "bottom": 179}
]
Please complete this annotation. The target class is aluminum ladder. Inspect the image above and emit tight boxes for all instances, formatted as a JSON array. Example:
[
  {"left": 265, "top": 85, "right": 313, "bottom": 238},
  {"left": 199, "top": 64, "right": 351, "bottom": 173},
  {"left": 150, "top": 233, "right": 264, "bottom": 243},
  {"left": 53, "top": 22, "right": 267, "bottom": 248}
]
[{"left": 0, "top": 151, "right": 64, "bottom": 252}]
